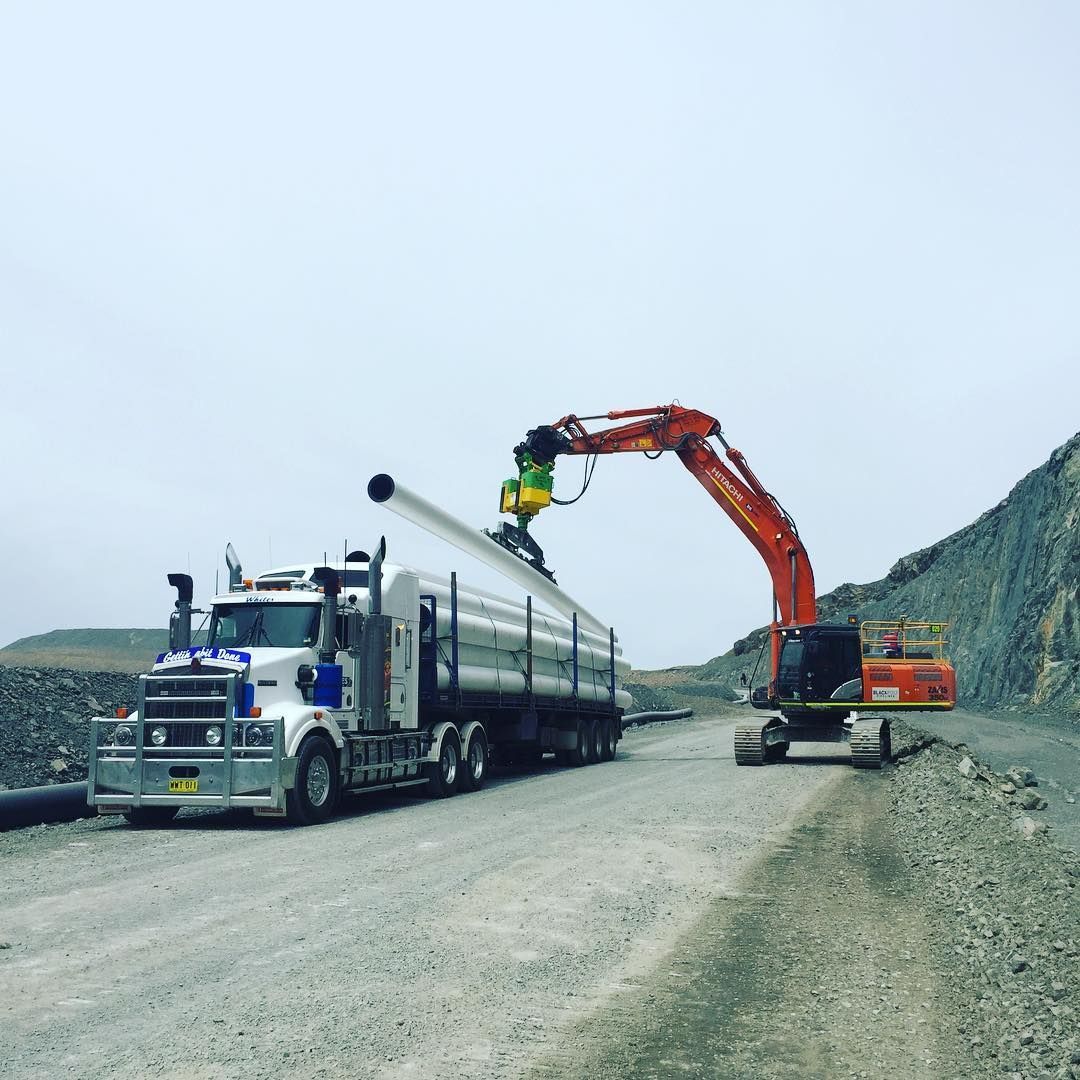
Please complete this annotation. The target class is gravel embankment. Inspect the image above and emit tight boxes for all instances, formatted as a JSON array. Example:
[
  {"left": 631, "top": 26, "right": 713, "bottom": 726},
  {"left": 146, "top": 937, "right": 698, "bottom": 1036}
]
[
  {"left": 888, "top": 720, "right": 1080, "bottom": 1079},
  {"left": 0, "top": 667, "right": 138, "bottom": 789}
]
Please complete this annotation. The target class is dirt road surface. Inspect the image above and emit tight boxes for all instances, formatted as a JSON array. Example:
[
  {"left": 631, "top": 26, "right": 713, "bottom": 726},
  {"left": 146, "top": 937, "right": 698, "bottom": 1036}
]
[{"left": 1, "top": 717, "right": 971, "bottom": 1079}]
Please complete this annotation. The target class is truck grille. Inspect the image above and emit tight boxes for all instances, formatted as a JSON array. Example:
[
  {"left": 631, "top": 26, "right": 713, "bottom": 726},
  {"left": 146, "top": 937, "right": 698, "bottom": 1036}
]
[
  {"left": 143, "top": 677, "right": 231, "bottom": 720},
  {"left": 142, "top": 721, "right": 231, "bottom": 747}
]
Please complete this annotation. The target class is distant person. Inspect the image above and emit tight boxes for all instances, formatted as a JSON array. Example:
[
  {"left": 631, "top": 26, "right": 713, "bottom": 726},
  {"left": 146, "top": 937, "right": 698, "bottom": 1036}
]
[{"left": 740, "top": 672, "right": 748, "bottom": 687}]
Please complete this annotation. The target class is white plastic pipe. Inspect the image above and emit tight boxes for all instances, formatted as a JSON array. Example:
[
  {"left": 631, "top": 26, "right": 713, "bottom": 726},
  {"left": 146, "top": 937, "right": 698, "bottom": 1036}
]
[{"left": 367, "top": 473, "right": 609, "bottom": 638}]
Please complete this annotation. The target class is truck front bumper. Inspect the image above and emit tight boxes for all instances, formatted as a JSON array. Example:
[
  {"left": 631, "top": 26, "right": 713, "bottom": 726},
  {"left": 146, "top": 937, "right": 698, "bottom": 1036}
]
[{"left": 88, "top": 717, "right": 295, "bottom": 813}]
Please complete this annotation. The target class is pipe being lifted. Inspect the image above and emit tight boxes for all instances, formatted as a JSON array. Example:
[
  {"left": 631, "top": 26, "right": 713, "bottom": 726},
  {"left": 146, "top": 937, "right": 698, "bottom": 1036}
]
[{"left": 367, "top": 474, "right": 609, "bottom": 638}]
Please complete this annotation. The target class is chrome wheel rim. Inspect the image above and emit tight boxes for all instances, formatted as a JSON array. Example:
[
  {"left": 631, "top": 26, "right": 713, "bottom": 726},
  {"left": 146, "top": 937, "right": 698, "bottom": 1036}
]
[
  {"left": 306, "top": 755, "right": 331, "bottom": 806},
  {"left": 469, "top": 739, "right": 485, "bottom": 781},
  {"left": 442, "top": 744, "right": 458, "bottom": 786}
]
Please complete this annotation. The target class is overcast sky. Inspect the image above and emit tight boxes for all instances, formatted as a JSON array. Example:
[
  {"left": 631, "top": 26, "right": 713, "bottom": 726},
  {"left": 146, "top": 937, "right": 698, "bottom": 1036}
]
[{"left": 1, "top": 2, "right": 1077, "bottom": 668}]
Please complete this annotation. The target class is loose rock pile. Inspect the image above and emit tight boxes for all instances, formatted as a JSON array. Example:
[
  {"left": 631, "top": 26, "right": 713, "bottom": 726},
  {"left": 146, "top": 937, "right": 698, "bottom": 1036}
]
[
  {"left": 0, "top": 666, "right": 138, "bottom": 789},
  {"left": 889, "top": 720, "right": 1079, "bottom": 1079}
]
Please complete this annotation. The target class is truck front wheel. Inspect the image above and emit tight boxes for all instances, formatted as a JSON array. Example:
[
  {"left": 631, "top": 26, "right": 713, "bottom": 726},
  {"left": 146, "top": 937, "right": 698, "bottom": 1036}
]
[{"left": 286, "top": 736, "right": 339, "bottom": 826}]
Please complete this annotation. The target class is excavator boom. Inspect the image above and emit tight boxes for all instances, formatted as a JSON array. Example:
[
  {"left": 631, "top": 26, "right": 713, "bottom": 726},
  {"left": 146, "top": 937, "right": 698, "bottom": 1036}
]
[{"left": 509, "top": 405, "right": 817, "bottom": 633}]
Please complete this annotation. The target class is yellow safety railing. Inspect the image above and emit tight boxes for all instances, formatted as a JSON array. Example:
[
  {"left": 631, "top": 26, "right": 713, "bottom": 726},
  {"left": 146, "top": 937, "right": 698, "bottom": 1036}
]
[{"left": 859, "top": 619, "right": 950, "bottom": 662}]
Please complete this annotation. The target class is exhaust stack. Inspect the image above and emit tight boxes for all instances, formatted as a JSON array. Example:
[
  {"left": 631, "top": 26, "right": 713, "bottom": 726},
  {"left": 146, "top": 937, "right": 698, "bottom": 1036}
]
[
  {"left": 366, "top": 474, "right": 607, "bottom": 638},
  {"left": 225, "top": 543, "right": 244, "bottom": 590},
  {"left": 311, "top": 567, "right": 341, "bottom": 664},
  {"left": 367, "top": 536, "right": 387, "bottom": 615},
  {"left": 167, "top": 573, "right": 194, "bottom": 650}
]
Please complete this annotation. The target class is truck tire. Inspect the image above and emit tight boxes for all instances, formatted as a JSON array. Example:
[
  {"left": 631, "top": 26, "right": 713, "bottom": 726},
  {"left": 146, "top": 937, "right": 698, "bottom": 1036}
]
[
  {"left": 459, "top": 727, "right": 488, "bottom": 793},
  {"left": 561, "top": 718, "right": 588, "bottom": 767},
  {"left": 599, "top": 718, "right": 617, "bottom": 762},
  {"left": 426, "top": 730, "right": 461, "bottom": 798},
  {"left": 586, "top": 718, "right": 602, "bottom": 764},
  {"left": 124, "top": 806, "right": 180, "bottom": 827},
  {"left": 286, "top": 736, "right": 340, "bottom": 826}
]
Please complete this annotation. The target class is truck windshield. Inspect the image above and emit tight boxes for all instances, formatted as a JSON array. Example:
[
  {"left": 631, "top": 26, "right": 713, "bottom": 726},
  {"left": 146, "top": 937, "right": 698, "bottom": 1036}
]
[{"left": 208, "top": 604, "right": 321, "bottom": 649}]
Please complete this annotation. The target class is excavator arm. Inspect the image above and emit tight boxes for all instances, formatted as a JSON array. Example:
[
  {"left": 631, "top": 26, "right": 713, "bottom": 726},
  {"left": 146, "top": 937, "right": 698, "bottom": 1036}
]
[{"left": 500, "top": 404, "right": 817, "bottom": 687}]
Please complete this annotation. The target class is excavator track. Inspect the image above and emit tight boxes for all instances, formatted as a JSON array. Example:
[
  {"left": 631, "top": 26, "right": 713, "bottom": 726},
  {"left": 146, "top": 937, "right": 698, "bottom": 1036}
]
[
  {"left": 734, "top": 718, "right": 788, "bottom": 766},
  {"left": 849, "top": 718, "right": 891, "bottom": 770}
]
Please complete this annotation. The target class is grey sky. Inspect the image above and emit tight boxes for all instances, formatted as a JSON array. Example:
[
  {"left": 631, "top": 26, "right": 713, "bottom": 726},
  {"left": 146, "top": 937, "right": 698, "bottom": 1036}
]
[{"left": 1, "top": 2, "right": 1077, "bottom": 668}]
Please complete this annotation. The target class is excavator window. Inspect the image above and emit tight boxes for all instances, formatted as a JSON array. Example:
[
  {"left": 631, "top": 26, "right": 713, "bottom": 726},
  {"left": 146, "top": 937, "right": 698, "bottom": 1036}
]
[{"left": 803, "top": 632, "right": 863, "bottom": 702}]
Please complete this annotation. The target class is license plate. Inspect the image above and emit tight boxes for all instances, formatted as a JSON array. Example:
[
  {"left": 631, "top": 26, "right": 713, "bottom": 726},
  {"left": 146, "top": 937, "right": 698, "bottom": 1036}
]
[{"left": 168, "top": 779, "right": 198, "bottom": 793}]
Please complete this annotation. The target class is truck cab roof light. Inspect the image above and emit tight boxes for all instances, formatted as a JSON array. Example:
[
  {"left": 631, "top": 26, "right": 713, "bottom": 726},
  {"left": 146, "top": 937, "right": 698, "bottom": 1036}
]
[
  {"left": 115, "top": 707, "right": 129, "bottom": 719},
  {"left": 249, "top": 706, "right": 262, "bottom": 718}
]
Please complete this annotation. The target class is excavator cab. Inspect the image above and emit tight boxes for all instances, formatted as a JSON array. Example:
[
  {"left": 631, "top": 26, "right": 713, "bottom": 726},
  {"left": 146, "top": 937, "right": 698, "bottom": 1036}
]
[{"left": 775, "top": 625, "right": 863, "bottom": 708}]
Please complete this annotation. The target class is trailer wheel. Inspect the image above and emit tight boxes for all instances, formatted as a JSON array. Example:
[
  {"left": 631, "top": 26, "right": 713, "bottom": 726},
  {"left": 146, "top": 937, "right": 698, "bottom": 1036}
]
[
  {"left": 123, "top": 806, "right": 180, "bottom": 827},
  {"left": 459, "top": 728, "right": 488, "bottom": 793},
  {"left": 563, "top": 718, "right": 589, "bottom": 767},
  {"left": 586, "top": 719, "right": 602, "bottom": 764},
  {"left": 599, "top": 718, "right": 617, "bottom": 762},
  {"left": 426, "top": 730, "right": 461, "bottom": 797},
  {"left": 286, "top": 736, "right": 340, "bottom": 826}
]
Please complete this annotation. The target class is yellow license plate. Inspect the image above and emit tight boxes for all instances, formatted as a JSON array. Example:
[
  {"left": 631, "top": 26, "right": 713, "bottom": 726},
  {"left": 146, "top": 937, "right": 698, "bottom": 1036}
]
[{"left": 168, "top": 779, "right": 198, "bottom": 793}]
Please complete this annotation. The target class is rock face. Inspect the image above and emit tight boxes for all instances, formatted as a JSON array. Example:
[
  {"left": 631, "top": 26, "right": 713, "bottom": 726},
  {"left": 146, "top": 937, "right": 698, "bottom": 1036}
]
[
  {"left": 692, "top": 432, "right": 1080, "bottom": 714},
  {"left": 0, "top": 666, "right": 139, "bottom": 789}
]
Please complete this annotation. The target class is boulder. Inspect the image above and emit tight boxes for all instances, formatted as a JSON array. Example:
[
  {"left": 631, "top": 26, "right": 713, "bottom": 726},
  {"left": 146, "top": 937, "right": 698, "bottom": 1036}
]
[
  {"left": 1007, "top": 766, "right": 1038, "bottom": 788},
  {"left": 958, "top": 756, "right": 980, "bottom": 779},
  {"left": 1019, "top": 789, "right": 1045, "bottom": 811}
]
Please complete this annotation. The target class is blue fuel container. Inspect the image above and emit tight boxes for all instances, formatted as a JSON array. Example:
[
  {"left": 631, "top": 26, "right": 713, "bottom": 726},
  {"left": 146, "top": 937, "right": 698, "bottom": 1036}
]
[{"left": 313, "top": 664, "right": 343, "bottom": 709}]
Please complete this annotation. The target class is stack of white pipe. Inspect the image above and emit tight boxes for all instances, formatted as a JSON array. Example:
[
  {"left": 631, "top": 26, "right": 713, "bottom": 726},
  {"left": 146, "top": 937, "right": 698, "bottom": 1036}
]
[{"left": 418, "top": 577, "right": 632, "bottom": 708}]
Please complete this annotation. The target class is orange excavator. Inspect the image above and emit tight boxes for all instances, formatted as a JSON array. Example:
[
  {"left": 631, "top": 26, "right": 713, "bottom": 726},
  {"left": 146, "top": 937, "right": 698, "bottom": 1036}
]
[{"left": 496, "top": 403, "right": 956, "bottom": 769}]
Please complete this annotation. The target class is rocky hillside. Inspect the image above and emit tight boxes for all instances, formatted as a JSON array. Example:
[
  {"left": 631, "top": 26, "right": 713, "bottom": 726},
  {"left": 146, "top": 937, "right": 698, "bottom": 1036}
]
[
  {"left": 650, "top": 432, "right": 1080, "bottom": 715},
  {"left": 0, "top": 628, "right": 168, "bottom": 674}
]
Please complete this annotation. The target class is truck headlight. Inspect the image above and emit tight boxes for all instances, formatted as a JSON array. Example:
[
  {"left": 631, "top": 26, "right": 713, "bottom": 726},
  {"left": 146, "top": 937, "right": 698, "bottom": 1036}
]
[
  {"left": 114, "top": 724, "right": 133, "bottom": 746},
  {"left": 206, "top": 725, "right": 223, "bottom": 746},
  {"left": 245, "top": 723, "right": 275, "bottom": 747},
  {"left": 150, "top": 726, "right": 168, "bottom": 746}
]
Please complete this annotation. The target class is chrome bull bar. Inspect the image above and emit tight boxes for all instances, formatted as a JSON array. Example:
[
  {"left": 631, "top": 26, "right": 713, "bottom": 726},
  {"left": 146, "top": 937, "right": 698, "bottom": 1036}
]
[{"left": 87, "top": 714, "right": 289, "bottom": 812}]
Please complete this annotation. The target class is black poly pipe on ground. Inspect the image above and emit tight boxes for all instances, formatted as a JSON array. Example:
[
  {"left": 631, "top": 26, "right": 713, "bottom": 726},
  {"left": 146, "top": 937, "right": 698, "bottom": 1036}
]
[
  {"left": 0, "top": 782, "right": 94, "bottom": 830},
  {"left": 621, "top": 708, "right": 694, "bottom": 728}
]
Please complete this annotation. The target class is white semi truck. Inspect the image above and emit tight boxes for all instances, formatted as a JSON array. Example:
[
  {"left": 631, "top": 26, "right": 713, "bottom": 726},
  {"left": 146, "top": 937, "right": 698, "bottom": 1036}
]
[{"left": 88, "top": 531, "right": 631, "bottom": 826}]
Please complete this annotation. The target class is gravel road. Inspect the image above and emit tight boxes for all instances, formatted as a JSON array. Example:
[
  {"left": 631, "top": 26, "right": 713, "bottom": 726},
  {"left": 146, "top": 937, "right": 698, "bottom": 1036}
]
[{"left": 0, "top": 716, "right": 844, "bottom": 1079}]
